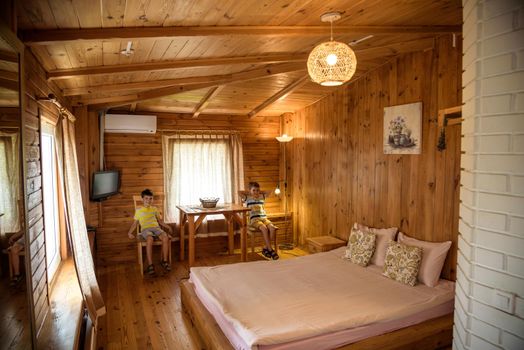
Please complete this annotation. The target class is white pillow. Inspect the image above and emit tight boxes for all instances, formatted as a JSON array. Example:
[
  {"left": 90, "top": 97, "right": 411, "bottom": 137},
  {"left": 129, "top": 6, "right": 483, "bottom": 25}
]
[
  {"left": 397, "top": 232, "right": 452, "bottom": 287},
  {"left": 353, "top": 223, "right": 397, "bottom": 266}
]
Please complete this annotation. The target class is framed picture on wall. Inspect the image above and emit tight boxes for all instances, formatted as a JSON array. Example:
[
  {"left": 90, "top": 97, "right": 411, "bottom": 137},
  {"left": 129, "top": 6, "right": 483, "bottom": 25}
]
[{"left": 383, "top": 102, "right": 422, "bottom": 154}]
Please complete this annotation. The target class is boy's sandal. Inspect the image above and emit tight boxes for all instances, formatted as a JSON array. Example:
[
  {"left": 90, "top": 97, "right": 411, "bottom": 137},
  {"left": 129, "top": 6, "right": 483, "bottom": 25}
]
[
  {"left": 10, "top": 274, "right": 23, "bottom": 286},
  {"left": 262, "top": 248, "right": 273, "bottom": 260},
  {"left": 146, "top": 264, "right": 155, "bottom": 275},
  {"left": 161, "top": 260, "right": 171, "bottom": 271},
  {"left": 269, "top": 250, "right": 279, "bottom": 260}
]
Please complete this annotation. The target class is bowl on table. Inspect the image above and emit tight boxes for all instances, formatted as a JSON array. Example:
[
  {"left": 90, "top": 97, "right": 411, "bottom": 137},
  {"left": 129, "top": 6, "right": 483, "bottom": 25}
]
[{"left": 199, "top": 197, "right": 219, "bottom": 208}]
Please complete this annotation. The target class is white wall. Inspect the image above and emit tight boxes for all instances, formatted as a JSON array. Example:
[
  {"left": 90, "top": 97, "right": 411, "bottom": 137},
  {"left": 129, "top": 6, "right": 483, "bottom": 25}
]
[{"left": 456, "top": 1, "right": 524, "bottom": 349}]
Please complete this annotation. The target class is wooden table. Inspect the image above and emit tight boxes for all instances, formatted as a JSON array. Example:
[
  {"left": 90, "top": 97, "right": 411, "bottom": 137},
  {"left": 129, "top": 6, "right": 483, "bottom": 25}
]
[{"left": 177, "top": 204, "right": 251, "bottom": 267}]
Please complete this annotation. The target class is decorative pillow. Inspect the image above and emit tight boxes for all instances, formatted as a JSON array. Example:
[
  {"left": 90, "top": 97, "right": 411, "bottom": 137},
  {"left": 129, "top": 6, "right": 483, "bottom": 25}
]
[
  {"left": 383, "top": 241, "right": 423, "bottom": 286},
  {"left": 397, "top": 232, "right": 452, "bottom": 287},
  {"left": 343, "top": 228, "right": 376, "bottom": 266},
  {"left": 353, "top": 223, "right": 398, "bottom": 266}
]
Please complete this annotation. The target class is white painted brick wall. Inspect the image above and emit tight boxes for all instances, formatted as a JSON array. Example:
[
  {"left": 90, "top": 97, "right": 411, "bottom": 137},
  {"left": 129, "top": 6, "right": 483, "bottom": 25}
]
[
  {"left": 482, "top": 53, "right": 514, "bottom": 76},
  {"left": 507, "top": 255, "right": 524, "bottom": 277},
  {"left": 482, "top": 95, "right": 512, "bottom": 114},
  {"left": 476, "top": 247, "right": 505, "bottom": 269},
  {"left": 510, "top": 176, "right": 524, "bottom": 195},
  {"left": 516, "top": 93, "right": 524, "bottom": 111},
  {"left": 471, "top": 318, "right": 501, "bottom": 345},
  {"left": 502, "top": 331, "right": 524, "bottom": 350},
  {"left": 510, "top": 216, "right": 524, "bottom": 236},
  {"left": 513, "top": 135, "right": 524, "bottom": 152},
  {"left": 456, "top": 1, "right": 524, "bottom": 349},
  {"left": 476, "top": 173, "right": 508, "bottom": 192},
  {"left": 470, "top": 334, "right": 501, "bottom": 350}
]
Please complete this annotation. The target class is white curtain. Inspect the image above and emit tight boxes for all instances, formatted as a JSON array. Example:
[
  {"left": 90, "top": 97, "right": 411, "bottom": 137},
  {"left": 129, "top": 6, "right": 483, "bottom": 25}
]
[
  {"left": 162, "top": 132, "right": 244, "bottom": 224},
  {"left": 0, "top": 131, "right": 20, "bottom": 236},
  {"left": 55, "top": 113, "right": 105, "bottom": 323}
]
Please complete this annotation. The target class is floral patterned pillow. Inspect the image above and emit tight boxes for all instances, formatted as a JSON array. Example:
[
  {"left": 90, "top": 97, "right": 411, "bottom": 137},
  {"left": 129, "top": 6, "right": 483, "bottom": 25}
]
[
  {"left": 383, "top": 241, "right": 423, "bottom": 286},
  {"left": 343, "top": 228, "right": 376, "bottom": 266}
]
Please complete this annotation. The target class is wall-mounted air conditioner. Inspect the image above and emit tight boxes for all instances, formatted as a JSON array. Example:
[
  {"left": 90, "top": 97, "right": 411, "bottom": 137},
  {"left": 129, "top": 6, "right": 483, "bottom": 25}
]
[{"left": 104, "top": 114, "right": 157, "bottom": 134}]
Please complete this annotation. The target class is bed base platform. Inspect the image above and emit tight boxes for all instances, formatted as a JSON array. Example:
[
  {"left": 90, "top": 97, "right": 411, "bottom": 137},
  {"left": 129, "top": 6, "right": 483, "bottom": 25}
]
[{"left": 180, "top": 280, "right": 453, "bottom": 350}]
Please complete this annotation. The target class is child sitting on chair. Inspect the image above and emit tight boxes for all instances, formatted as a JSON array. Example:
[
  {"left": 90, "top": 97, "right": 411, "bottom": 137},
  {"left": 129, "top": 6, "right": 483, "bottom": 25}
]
[
  {"left": 7, "top": 231, "right": 24, "bottom": 286},
  {"left": 127, "top": 189, "right": 173, "bottom": 275},
  {"left": 241, "top": 182, "right": 279, "bottom": 260}
]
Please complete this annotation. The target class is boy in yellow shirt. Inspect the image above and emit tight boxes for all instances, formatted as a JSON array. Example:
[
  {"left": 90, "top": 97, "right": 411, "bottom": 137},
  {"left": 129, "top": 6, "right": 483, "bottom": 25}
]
[
  {"left": 127, "top": 189, "right": 172, "bottom": 275},
  {"left": 240, "top": 182, "right": 279, "bottom": 260}
]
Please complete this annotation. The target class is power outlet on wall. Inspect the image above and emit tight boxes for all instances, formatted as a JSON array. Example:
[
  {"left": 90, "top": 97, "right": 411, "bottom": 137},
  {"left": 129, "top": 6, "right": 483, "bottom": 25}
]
[{"left": 493, "top": 289, "right": 515, "bottom": 314}]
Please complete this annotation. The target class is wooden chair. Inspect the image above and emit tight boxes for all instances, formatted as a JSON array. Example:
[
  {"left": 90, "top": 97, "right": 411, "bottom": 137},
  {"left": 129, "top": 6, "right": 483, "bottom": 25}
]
[
  {"left": 133, "top": 195, "right": 172, "bottom": 276},
  {"left": 2, "top": 247, "right": 25, "bottom": 279},
  {"left": 238, "top": 191, "right": 278, "bottom": 257}
]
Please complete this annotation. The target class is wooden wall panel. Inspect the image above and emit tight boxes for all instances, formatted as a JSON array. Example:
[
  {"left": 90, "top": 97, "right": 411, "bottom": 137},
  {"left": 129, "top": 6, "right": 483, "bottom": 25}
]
[
  {"left": 94, "top": 113, "right": 284, "bottom": 264},
  {"left": 23, "top": 49, "right": 67, "bottom": 335},
  {"left": 0, "top": 107, "right": 19, "bottom": 128},
  {"left": 74, "top": 107, "right": 100, "bottom": 227},
  {"left": 286, "top": 36, "right": 462, "bottom": 280}
]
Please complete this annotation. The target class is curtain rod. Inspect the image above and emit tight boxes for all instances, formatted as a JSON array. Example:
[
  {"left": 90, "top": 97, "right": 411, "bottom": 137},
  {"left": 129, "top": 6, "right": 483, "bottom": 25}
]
[{"left": 36, "top": 93, "right": 76, "bottom": 122}]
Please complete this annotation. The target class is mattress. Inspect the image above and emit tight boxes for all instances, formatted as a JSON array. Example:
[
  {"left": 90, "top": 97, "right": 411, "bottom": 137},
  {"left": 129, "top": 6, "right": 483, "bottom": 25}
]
[{"left": 189, "top": 247, "right": 455, "bottom": 350}]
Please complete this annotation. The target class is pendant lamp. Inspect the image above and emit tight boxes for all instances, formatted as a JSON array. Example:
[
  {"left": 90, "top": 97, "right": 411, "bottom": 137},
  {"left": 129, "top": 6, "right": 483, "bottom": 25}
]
[{"left": 307, "top": 12, "right": 357, "bottom": 86}]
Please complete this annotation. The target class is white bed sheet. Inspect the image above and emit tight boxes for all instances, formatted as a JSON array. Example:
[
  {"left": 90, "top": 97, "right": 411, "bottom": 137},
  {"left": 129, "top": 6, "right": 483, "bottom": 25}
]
[{"left": 189, "top": 247, "right": 455, "bottom": 350}]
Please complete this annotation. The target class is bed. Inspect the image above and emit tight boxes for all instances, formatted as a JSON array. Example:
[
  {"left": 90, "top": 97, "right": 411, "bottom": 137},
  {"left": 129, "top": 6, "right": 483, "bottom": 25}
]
[{"left": 181, "top": 247, "right": 454, "bottom": 350}]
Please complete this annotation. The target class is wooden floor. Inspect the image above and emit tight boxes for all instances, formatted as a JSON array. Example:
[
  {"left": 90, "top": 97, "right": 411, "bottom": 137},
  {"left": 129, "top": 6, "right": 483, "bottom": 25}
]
[
  {"left": 96, "top": 248, "right": 307, "bottom": 349},
  {"left": 0, "top": 271, "right": 32, "bottom": 350},
  {"left": 38, "top": 259, "right": 83, "bottom": 350},
  {"left": 0, "top": 258, "right": 82, "bottom": 350}
]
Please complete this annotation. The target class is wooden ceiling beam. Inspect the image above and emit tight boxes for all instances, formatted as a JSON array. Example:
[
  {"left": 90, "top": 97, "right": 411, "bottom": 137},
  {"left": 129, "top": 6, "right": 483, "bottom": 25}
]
[
  {"left": 22, "top": 25, "right": 461, "bottom": 46},
  {"left": 48, "top": 53, "right": 308, "bottom": 81},
  {"left": 81, "top": 62, "right": 305, "bottom": 109},
  {"left": 63, "top": 74, "right": 232, "bottom": 96},
  {"left": 192, "top": 86, "right": 224, "bottom": 118},
  {"left": 0, "top": 49, "right": 18, "bottom": 63},
  {"left": 64, "top": 37, "right": 435, "bottom": 97},
  {"left": 0, "top": 69, "right": 18, "bottom": 81},
  {"left": 0, "top": 77, "right": 18, "bottom": 91},
  {"left": 248, "top": 75, "right": 310, "bottom": 118}
]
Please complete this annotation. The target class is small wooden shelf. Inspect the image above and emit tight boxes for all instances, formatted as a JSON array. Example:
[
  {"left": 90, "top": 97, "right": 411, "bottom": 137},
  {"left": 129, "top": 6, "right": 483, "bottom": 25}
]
[
  {"left": 437, "top": 106, "right": 462, "bottom": 151},
  {"left": 438, "top": 106, "right": 462, "bottom": 128}
]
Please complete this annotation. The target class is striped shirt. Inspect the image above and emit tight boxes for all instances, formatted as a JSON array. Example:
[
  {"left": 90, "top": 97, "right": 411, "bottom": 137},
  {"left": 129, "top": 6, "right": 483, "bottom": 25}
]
[
  {"left": 134, "top": 206, "right": 160, "bottom": 229},
  {"left": 245, "top": 195, "right": 267, "bottom": 221}
]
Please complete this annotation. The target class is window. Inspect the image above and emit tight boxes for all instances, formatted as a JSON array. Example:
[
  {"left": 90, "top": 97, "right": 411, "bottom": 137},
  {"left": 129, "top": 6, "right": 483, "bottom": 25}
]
[
  {"left": 42, "top": 127, "right": 61, "bottom": 282},
  {"left": 0, "top": 132, "right": 20, "bottom": 236},
  {"left": 163, "top": 133, "right": 244, "bottom": 224}
]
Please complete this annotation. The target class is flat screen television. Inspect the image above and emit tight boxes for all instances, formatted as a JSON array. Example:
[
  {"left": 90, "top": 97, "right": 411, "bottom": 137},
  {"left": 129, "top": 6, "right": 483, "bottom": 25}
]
[{"left": 91, "top": 170, "right": 120, "bottom": 201}]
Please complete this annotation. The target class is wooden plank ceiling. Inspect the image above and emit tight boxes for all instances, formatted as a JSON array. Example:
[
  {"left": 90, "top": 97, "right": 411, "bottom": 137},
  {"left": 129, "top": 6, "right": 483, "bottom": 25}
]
[{"left": 16, "top": 0, "right": 462, "bottom": 116}]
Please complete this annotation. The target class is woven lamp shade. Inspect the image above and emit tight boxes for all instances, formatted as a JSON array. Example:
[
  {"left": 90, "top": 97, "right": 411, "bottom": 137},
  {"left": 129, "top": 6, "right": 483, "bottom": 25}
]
[{"left": 307, "top": 40, "right": 357, "bottom": 86}]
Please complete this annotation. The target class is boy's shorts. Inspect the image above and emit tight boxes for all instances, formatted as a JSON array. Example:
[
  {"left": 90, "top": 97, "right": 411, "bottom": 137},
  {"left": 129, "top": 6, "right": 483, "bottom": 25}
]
[
  {"left": 138, "top": 227, "right": 166, "bottom": 240},
  {"left": 249, "top": 217, "right": 274, "bottom": 230}
]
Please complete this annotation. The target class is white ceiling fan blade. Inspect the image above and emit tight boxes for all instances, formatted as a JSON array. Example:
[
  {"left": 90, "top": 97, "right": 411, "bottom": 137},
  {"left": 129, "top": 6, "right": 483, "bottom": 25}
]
[{"left": 349, "top": 35, "right": 374, "bottom": 46}]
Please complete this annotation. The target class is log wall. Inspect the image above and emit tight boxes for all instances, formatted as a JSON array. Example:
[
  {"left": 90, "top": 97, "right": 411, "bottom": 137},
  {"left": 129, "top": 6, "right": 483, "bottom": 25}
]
[
  {"left": 23, "top": 49, "right": 66, "bottom": 335},
  {"left": 285, "top": 36, "right": 462, "bottom": 280},
  {"left": 82, "top": 113, "right": 286, "bottom": 264}
]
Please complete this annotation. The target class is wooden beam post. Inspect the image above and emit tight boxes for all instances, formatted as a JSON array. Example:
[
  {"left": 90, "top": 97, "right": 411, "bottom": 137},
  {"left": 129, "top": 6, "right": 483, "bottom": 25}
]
[
  {"left": 248, "top": 75, "right": 309, "bottom": 118},
  {"left": 192, "top": 86, "right": 224, "bottom": 118},
  {"left": 21, "top": 25, "right": 462, "bottom": 46},
  {"left": 82, "top": 62, "right": 306, "bottom": 110},
  {"left": 47, "top": 53, "right": 308, "bottom": 81}
]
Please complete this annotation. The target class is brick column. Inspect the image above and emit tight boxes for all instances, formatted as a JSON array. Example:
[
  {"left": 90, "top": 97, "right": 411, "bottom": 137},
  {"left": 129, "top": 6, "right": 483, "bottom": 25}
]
[{"left": 456, "top": 1, "right": 524, "bottom": 349}]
